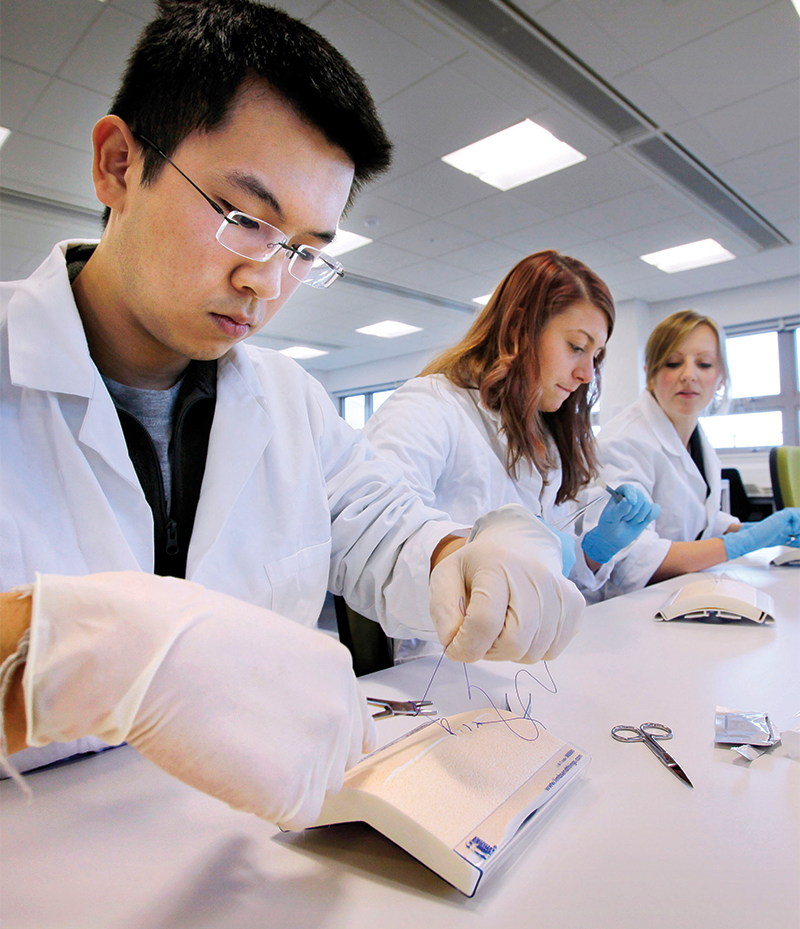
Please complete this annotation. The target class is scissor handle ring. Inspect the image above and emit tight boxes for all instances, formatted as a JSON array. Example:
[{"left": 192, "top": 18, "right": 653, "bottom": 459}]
[
  {"left": 611, "top": 726, "right": 644, "bottom": 742},
  {"left": 639, "top": 722, "right": 673, "bottom": 740}
]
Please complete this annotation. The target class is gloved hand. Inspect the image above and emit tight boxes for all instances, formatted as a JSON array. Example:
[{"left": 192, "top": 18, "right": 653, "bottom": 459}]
[
  {"left": 544, "top": 519, "right": 578, "bottom": 577},
  {"left": 429, "top": 504, "right": 585, "bottom": 664},
  {"left": 723, "top": 507, "right": 800, "bottom": 560},
  {"left": 22, "top": 572, "right": 375, "bottom": 831},
  {"left": 582, "top": 484, "right": 661, "bottom": 564}
]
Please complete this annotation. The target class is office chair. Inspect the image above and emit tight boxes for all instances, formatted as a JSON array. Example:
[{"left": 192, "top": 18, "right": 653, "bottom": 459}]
[
  {"left": 333, "top": 595, "right": 393, "bottom": 677},
  {"left": 769, "top": 446, "right": 800, "bottom": 509}
]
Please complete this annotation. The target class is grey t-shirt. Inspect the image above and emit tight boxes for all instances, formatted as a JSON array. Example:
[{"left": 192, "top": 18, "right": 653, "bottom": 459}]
[{"left": 103, "top": 376, "right": 183, "bottom": 509}]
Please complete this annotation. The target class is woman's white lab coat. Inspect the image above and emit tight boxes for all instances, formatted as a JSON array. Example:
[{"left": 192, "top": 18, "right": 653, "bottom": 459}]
[
  {"left": 593, "top": 389, "right": 738, "bottom": 595},
  {"left": 1, "top": 243, "right": 459, "bottom": 633},
  {"left": 364, "top": 374, "right": 612, "bottom": 595}
]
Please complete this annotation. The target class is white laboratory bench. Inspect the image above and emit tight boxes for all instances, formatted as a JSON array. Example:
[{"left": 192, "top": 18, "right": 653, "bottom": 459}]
[{"left": 1, "top": 549, "right": 798, "bottom": 929}]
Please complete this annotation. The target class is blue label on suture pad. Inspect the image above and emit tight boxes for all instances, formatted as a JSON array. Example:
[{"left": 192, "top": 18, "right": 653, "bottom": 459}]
[{"left": 466, "top": 836, "right": 497, "bottom": 860}]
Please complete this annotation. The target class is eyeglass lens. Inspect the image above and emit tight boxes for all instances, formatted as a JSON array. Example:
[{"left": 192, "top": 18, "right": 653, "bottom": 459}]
[{"left": 216, "top": 212, "right": 342, "bottom": 288}]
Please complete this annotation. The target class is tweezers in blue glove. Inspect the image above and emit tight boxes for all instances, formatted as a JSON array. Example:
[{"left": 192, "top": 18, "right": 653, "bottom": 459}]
[{"left": 582, "top": 484, "right": 660, "bottom": 565}]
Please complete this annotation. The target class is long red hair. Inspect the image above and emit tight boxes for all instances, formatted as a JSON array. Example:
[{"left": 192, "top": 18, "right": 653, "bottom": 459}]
[{"left": 421, "top": 250, "right": 615, "bottom": 503}]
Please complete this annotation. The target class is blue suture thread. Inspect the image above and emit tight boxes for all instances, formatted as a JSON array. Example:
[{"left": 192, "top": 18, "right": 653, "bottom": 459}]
[{"left": 414, "top": 596, "right": 557, "bottom": 742}]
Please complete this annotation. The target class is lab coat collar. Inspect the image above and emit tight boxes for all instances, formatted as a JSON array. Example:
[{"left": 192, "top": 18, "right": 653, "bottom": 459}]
[
  {"left": 7, "top": 241, "right": 99, "bottom": 397},
  {"left": 639, "top": 389, "right": 690, "bottom": 459}
]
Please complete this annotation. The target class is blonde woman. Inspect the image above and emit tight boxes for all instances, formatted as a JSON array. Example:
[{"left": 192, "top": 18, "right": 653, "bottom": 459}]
[{"left": 593, "top": 309, "right": 799, "bottom": 594}]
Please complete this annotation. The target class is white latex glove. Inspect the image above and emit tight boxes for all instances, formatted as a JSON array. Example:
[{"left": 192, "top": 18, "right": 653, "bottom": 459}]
[
  {"left": 428, "top": 504, "right": 585, "bottom": 664},
  {"left": 23, "top": 572, "right": 376, "bottom": 830}
]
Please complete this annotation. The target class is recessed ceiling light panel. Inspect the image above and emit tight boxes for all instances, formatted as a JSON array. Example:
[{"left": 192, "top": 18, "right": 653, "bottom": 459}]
[
  {"left": 325, "top": 229, "right": 373, "bottom": 257},
  {"left": 280, "top": 346, "right": 329, "bottom": 359},
  {"left": 356, "top": 320, "right": 423, "bottom": 339},
  {"left": 442, "top": 119, "right": 585, "bottom": 191},
  {"left": 640, "top": 238, "right": 736, "bottom": 274}
]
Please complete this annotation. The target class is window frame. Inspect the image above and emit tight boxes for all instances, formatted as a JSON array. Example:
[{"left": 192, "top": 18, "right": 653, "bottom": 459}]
[
  {"left": 708, "top": 316, "right": 800, "bottom": 452},
  {"left": 336, "top": 382, "right": 401, "bottom": 427}
]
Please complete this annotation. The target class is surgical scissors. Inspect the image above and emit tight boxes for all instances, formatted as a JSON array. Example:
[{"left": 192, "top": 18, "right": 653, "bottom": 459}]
[
  {"left": 611, "top": 722, "right": 693, "bottom": 788},
  {"left": 367, "top": 697, "right": 437, "bottom": 720}
]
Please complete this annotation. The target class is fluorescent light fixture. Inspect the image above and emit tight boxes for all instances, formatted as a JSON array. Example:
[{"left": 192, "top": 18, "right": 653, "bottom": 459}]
[
  {"left": 791, "top": 0, "right": 800, "bottom": 17},
  {"left": 356, "top": 320, "right": 422, "bottom": 339},
  {"left": 0, "top": 127, "right": 11, "bottom": 150},
  {"left": 280, "top": 346, "right": 329, "bottom": 359},
  {"left": 441, "top": 119, "right": 585, "bottom": 191},
  {"left": 325, "top": 229, "right": 373, "bottom": 258},
  {"left": 640, "top": 238, "right": 736, "bottom": 274},
  {"left": 472, "top": 293, "right": 492, "bottom": 305}
]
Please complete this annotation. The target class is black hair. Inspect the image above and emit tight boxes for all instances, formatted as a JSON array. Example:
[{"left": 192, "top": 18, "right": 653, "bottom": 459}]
[{"left": 110, "top": 0, "right": 392, "bottom": 205}]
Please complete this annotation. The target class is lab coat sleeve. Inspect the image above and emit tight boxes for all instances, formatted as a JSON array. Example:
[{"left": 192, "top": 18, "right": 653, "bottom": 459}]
[
  {"left": 712, "top": 507, "right": 739, "bottom": 536},
  {"left": 363, "top": 379, "right": 456, "bottom": 509},
  {"left": 309, "top": 380, "right": 466, "bottom": 640}
]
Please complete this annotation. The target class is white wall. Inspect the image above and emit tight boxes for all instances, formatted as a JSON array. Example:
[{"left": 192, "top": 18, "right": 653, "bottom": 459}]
[
  {"left": 598, "top": 297, "right": 650, "bottom": 424},
  {"left": 313, "top": 275, "right": 799, "bottom": 493},
  {"left": 312, "top": 347, "right": 438, "bottom": 397}
]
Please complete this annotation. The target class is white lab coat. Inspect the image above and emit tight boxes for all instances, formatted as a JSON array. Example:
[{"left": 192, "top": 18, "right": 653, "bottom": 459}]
[
  {"left": 364, "top": 374, "right": 613, "bottom": 595},
  {"left": 593, "top": 389, "right": 738, "bottom": 595},
  {"left": 1, "top": 243, "right": 462, "bottom": 767}
]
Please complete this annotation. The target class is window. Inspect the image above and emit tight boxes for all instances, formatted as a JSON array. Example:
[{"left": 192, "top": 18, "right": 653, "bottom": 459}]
[
  {"left": 701, "top": 318, "right": 800, "bottom": 450},
  {"left": 342, "top": 394, "right": 366, "bottom": 429},
  {"left": 338, "top": 386, "right": 397, "bottom": 428}
]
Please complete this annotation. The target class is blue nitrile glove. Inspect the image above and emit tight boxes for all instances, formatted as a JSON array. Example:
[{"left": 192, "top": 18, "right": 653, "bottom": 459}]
[
  {"left": 581, "top": 484, "right": 661, "bottom": 565},
  {"left": 723, "top": 507, "right": 800, "bottom": 560},
  {"left": 541, "top": 519, "right": 577, "bottom": 577}
]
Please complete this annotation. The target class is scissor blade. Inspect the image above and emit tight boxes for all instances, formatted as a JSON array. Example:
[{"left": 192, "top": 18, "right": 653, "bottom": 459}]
[
  {"left": 647, "top": 738, "right": 694, "bottom": 788},
  {"left": 664, "top": 757, "right": 693, "bottom": 788}
]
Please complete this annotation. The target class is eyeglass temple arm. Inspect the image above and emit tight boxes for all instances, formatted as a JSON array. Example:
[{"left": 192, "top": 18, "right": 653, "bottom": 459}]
[{"left": 132, "top": 131, "right": 232, "bottom": 222}]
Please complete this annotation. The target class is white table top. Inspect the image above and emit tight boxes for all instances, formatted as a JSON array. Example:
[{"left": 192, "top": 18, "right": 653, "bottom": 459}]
[{"left": 2, "top": 550, "right": 798, "bottom": 929}]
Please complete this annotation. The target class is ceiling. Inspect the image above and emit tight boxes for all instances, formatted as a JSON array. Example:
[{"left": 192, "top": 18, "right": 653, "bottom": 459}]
[{"left": 1, "top": 0, "right": 798, "bottom": 374}]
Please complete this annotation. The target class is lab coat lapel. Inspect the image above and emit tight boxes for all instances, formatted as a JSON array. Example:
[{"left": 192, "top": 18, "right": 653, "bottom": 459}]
[
  {"left": 7, "top": 242, "right": 142, "bottom": 490},
  {"left": 188, "top": 345, "right": 274, "bottom": 570},
  {"left": 698, "top": 425, "right": 723, "bottom": 535},
  {"left": 6, "top": 242, "right": 154, "bottom": 570},
  {"left": 640, "top": 390, "right": 708, "bottom": 501}
]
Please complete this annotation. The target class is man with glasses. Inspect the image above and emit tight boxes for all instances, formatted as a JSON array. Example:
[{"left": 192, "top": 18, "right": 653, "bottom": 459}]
[{"left": 0, "top": 0, "right": 583, "bottom": 829}]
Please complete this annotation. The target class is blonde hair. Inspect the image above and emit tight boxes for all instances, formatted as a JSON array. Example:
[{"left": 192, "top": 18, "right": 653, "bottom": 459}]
[
  {"left": 421, "top": 250, "right": 615, "bottom": 504},
  {"left": 645, "top": 310, "right": 729, "bottom": 408}
]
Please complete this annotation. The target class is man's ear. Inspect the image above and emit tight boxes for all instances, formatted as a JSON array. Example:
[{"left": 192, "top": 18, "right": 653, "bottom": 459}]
[{"left": 92, "top": 115, "right": 140, "bottom": 213}]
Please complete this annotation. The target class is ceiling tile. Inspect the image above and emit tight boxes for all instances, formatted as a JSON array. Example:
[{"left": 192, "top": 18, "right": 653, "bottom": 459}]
[
  {"left": 643, "top": 3, "right": 798, "bottom": 118},
  {"left": 0, "top": 59, "right": 51, "bottom": 131},
  {"left": 565, "top": 185, "right": 691, "bottom": 238},
  {"left": 695, "top": 80, "right": 800, "bottom": 161},
  {"left": 571, "top": 0, "right": 772, "bottom": 66},
  {"left": 716, "top": 138, "right": 800, "bottom": 198},
  {"left": 511, "top": 149, "right": 653, "bottom": 214},
  {"left": 343, "top": 0, "right": 465, "bottom": 63},
  {"left": 443, "top": 192, "right": 550, "bottom": 238},
  {"left": 309, "top": 1, "right": 443, "bottom": 105},
  {"left": 59, "top": 6, "right": 147, "bottom": 94},
  {"left": 532, "top": 0, "right": 637, "bottom": 78},
  {"left": 109, "top": 0, "right": 157, "bottom": 21},
  {"left": 0, "top": 0, "right": 101, "bottom": 75},
  {"left": 377, "top": 65, "right": 526, "bottom": 156},
  {"left": 447, "top": 48, "right": 555, "bottom": 115},
  {"left": 376, "top": 159, "right": 492, "bottom": 216},
  {"left": 381, "top": 218, "right": 483, "bottom": 258},
  {"left": 341, "top": 193, "right": 428, "bottom": 239},
  {"left": 21, "top": 78, "right": 110, "bottom": 151}
]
